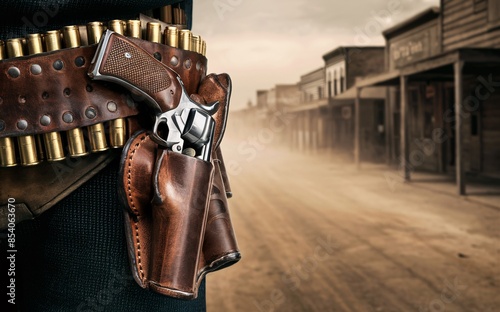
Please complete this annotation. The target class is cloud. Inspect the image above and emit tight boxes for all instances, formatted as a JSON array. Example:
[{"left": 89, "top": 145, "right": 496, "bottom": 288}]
[{"left": 193, "top": 0, "right": 440, "bottom": 110}]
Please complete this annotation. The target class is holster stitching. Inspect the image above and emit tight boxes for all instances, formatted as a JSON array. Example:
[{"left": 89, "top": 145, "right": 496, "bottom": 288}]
[{"left": 127, "top": 133, "right": 149, "bottom": 280}]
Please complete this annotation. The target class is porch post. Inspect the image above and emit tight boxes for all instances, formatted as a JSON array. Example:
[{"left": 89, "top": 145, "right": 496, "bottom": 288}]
[
  {"left": 354, "top": 87, "right": 361, "bottom": 169},
  {"left": 385, "top": 87, "right": 392, "bottom": 166},
  {"left": 400, "top": 76, "right": 410, "bottom": 181},
  {"left": 454, "top": 61, "right": 466, "bottom": 195}
]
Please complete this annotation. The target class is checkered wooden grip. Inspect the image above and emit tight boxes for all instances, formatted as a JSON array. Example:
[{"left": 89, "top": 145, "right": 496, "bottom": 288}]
[{"left": 100, "top": 34, "right": 172, "bottom": 94}]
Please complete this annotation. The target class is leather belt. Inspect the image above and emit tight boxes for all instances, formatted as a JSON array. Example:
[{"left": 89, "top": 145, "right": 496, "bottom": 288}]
[
  {"left": 0, "top": 17, "right": 209, "bottom": 229},
  {"left": 0, "top": 37, "right": 207, "bottom": 138}
]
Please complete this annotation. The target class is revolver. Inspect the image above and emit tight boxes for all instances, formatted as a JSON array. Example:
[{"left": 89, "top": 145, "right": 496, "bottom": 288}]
[{"left": 88, "top": 30, "right": 217, "bottom": 161}]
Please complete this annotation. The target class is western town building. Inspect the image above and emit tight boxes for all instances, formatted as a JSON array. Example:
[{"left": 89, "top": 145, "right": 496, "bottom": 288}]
[
  {"left": 286, "top": 47, "right": 386, "bottom": 159},
  {"left": 238, "top": 0, "right": 499, "bottom": 195},
  {"left": 357, "top": 0, "right": 500, "bottom": 194}
]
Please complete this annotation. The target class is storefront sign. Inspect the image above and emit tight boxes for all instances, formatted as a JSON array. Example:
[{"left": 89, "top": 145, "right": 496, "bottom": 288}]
[{"left": 390, "top": 31, "right": 431, "bottom": 68}]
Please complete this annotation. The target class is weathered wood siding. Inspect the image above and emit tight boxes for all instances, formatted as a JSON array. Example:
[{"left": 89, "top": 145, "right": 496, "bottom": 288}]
[{"left": 442, "top": 0, "right": 500, "bottom": 51}]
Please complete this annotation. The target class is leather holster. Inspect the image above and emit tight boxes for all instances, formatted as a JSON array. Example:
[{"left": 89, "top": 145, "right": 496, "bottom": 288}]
[
  {"left": 118, "top": 73, "right": 240, "bottom": 300},
  {"left": 120, "top": 132, "right": 240, "bottom": 299}
]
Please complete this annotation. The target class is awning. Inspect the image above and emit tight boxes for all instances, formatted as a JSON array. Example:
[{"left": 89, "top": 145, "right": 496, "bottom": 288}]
[
  {"left": 333, "top": 86, "right": 386, "bottom": 102},
  {"left": 357, "top": 48, "right": 500, "bottom": 88},
  {"left": 286, "top": 100, "right": 328, "bottom": 113},
  {"left": 357, "top": 70, "right": 401, "bottom": 88}
]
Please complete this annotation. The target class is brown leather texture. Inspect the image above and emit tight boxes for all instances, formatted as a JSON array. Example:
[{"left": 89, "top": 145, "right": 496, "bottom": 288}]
[
  {"left": 215, "top": 146, "right": 232, "bottom": 198},
  {"left": 199, "top": 154, "right": 240, "bottom": 275},
  {"left": 0, "top": 39, "right": 207, "bottom": 138},
  {"left": 149, "top": 148, "right": 213, "bottom": 298},
  {"left": 119, "top": 131, "right": 240, "bottom": 300},
  {"left": 193, "top": 73, "right": 232, "bottom": 150}
]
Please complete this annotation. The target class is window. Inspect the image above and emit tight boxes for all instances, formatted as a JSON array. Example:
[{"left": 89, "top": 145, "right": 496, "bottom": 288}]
[
  {"left": 333, "top": 70, "right": 337, "bottom": 96},
  {"left": 318, "top": 86, "right": 323, "bottom": 99},
  {"left": 471, "top": 113, "right": 479, "bottom": 136},
  {"left": 327, "top": 73, "right": 332, "bottom": 98},
  {"left": 489, "top": 0, "right": 500, "bottom": 28},
  {"left": 340, "top": 68, "right": 345, "bottom": 93}
]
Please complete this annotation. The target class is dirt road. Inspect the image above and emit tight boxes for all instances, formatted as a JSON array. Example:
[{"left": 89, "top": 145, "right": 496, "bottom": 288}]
[{"left": 206, "top": 140, "right": 500, "bottom": 312}]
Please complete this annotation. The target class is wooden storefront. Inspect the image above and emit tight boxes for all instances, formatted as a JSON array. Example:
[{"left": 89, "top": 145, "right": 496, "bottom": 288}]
[{"left": 356, "top": 2, "right": 500, "bottom": 194}]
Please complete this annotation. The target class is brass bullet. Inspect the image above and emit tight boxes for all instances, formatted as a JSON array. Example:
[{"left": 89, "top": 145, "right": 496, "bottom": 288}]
[
  {"left": 87, "top": 22, "right": 105, "bottom": 44},
  {"left": 67, "top": 128, "right": 89, "bottom": 157},
  {"left": 147, "top": 22, "right": 162, "bottom": 43},
  {"left": 165, "top": 27, "right": 179, "bottom": 48},
  {"left": 192, "top": 35, "right": 201, "bottom": 53},
  {"left": 109, "top": 118, "right": 127, "bottom": 148},
  {"left": 126, "top": 20, "right": 142, "bottom": 39},
  {"left": 0, "top": 137, "right": 17, "bottom": 167},
  {"left": 62, "top": 26, "right": 92, "bottom": 156},
  {"left": 107, "top": 20, "right": 132, "bottom": 148},
  {"left": 27, "top": 33, "right": 65, "bottom": 162},
  {"left": 0, "top": 41, "right": 17, "bottom": 167},
  {"left": 7, "top": 38, "right": 40, "bottom": 166},
  {"left": 160, "top": 5, "right": 173, "bottom": 24},
  {"left": 43, "top": 132, "right": 65, "bottom": 161},
  {"left": 108, "top": 20, "right": 125, "bottom": 35},
  {"left": 62, "top": 25, "right": 81, "bottom": 48},
  {"left": 179, "top": 29, "right": 191, "bottom": 51},
  {"left": 88, "top": 123, "right": 108, "bottom": 152},
  {"left": 45, "top": 30, "right": 62, "bottom": 51}
]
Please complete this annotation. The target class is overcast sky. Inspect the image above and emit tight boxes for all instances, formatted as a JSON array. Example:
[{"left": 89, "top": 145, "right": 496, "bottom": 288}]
[{"left": 192, "top": 0, "right": 440, "bottom": 111}]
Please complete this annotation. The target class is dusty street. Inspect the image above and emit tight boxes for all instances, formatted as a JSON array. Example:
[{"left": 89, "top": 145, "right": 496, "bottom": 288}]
[{"left": 206, "top": 138, "right": 500, "bottom": 312}]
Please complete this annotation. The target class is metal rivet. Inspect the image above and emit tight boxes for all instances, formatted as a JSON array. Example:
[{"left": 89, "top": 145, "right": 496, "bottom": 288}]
[
  {"left": 107, "top": 101, "right": 117, "bottom": 112},
  {"left": 170, "top": 56, "right": 179, "bottom": 67},
  {"left": 0, "top": 120, "right": 5, "bottom": 131},
  {"left": 42, "top": 92, "right": 49, "bottom": 99},
  {"left": 18, "top": 95, "right": 26, "bottom": 104},
  {"left": 40, "top": 115, "right": 51, "bottom": 126},
  {"left": 86, "top": 84, "right": 93, "bottom": 92},
  {"left": 74, "top": 56, "right": 85, "bottom": 67},
  {"left": 30, "top": 64, "right": 42, "bottom": 75},
  {"left": 153, "top": 52, "right": 162, "bottom": 61},
  {"left": 125, "top": 52, "right": 131, "bottom": 59},
  {"left": 8, "top": 67, "right": 20, "bottom": 78},
  {"left": 17, "top": 119, "right": 28, "bottom": 130},
  {"left": 63, "top": 112, "right": 74, "bottom": 123},
  {"left": 63, "top": 88, "right": 71, "bottom": 97},
  {"left": 85, "top": 107, "right": 97, "bottom": 119},
  {"left": 53, "top": 60, "right": 64, "bottom": 70},
  {"left": 184, "top": 59, "right": 192, "bottom": 69}
]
